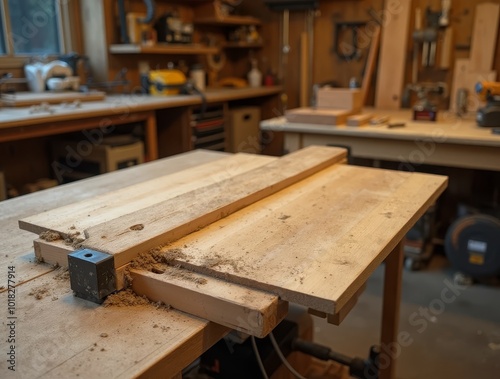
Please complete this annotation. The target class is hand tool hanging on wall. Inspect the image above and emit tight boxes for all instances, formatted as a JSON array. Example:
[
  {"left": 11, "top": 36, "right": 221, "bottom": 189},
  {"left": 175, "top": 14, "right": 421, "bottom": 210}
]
[
  {"left": 117, "top": 0, "right": 155, "bottom": 44},
  {"left": 333, "top": 21, "right": 367, "bottom": 61}
]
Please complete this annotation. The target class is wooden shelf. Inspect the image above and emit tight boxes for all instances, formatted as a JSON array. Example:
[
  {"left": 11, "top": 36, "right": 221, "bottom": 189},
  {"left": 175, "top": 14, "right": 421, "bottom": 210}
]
[
  {"left": 109, "top": 44, "right": 220, "bottom": 55},
  {"left": 223, "top": 42, "right": 263, "bottom": 49},
  {"left": 194, "top": 16, "right": 261, "bottom": 26}
]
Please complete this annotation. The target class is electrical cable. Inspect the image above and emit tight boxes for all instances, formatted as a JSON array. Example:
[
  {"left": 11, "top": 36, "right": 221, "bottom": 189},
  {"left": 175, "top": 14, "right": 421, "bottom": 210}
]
[
  {"left": 251, "top": 335, "right": 269, "bottom": 379},
  {"left": 269, "top": 332, "right": 307, "bottom": 379}
]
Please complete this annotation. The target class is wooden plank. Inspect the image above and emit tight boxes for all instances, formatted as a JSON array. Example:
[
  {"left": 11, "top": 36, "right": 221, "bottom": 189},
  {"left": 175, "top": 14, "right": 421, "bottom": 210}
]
[
  {"left": 300, "top": 32, "right": 309, "bottom": 107},
  {"left": 379, "top": 242, "right": 404, "bottom": 379},
  {"left": 326, "top": 283, "right": 366, "bottom": 325},
  {"left": 34, "top": 239, "right": 287, "bottom": 337},
  {"left": 285, "top": 108, "right": 354, "bottom": 125},
  {"left": 160, "top": 164, "right": 447, "bottom": 314},
  {"left": 316, "top": 88, "right": 362, "bottom": 112},
  {"left": 347, "top": 113, "right": 373, "bottom": 126},
  {"left": 79, "top": 146, "right": 347, "bottom": 267},
  {"left": 375, "top": 0, "right": 412, "bottom": 109},
  {"left": 20, "top": 153, "right": 276, "bottom": 236},
  {"left": 361, "top": 25, "right": 381, "bottom": 105},
  {"left": 131, "top": 267, "right": 288, "bottom": 338},
  {"left": 1, "top": 91, "right": 106, "bottom": 107},
  {"left": 469, "top": 2, "right": 500, "bottom": 72}
]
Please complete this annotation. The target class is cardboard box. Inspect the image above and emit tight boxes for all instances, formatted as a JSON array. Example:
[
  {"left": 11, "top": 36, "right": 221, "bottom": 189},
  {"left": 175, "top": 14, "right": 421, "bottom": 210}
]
[{"left": 228, "top": 107, "right": 261, "bottom": 153}]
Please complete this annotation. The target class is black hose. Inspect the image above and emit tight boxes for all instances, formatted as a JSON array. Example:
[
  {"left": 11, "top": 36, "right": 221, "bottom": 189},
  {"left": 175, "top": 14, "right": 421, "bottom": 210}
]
[{"left": 139, "top": 0, "right": 155, "bottom": 23}]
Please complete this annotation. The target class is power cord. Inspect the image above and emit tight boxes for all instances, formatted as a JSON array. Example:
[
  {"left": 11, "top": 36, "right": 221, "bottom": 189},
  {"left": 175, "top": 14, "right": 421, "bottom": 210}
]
[
  {"left": 269, "top": 332, "right": 307, "bottom": 379},
  {"left": 251, "top": 335, "right": 269, "bottom": 379}
]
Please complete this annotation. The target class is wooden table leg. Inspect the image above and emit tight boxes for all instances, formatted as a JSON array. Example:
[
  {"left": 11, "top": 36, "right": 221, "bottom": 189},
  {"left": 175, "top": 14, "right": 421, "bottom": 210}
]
[
  {"left": 144, "top": 112, "right": 158, "bottom": 161},
  {"left": 379, "top": 241, "right": 404, "bottom": 379}
]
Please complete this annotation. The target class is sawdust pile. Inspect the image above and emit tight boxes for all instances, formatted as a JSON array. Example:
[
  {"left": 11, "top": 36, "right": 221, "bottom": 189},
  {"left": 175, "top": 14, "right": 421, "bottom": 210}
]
[
  {"left": 103, "top": 289, "right": 151, "bottom": 307},
  {"left": 28, "top": 285, "right": 50, "bottom": 300},
  {"left": 40, "top": 230, "right": 62, "bottom": 242},
  {"left": 104, "top": 289, "right": 171, "bottom": 309},
  {"left": 128, "top": 247, "right": 206, "bottom": 285},
  {"left": 53, "top": 267, "right": 70, "bottom": 281},
  {"left": 129, "top": 247, "right": 187, "bottom": 272}
]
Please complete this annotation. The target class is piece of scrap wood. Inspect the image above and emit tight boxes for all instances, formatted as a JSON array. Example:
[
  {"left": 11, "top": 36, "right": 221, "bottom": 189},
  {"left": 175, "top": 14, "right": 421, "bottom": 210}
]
[
  {"left": 285, "top": 108, "right": 354, "bottom": 125},
  {"left": 347, "top": 114, "right": 373, "bottom": 126}
]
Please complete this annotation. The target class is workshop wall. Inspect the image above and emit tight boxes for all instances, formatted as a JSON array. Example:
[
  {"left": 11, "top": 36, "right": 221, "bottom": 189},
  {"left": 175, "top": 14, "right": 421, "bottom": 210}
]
[{"left": 241, "top": 0, "right": 500, "bottom": 111}]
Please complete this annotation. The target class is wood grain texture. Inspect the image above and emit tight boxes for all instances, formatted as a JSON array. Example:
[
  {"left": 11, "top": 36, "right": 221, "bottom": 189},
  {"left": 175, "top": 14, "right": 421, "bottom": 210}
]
[
  {"left": 361, "top": 25, "right": 381, "bottom": 105},
  {"left": 131, "top": 267, "right": 288, "bottom": 337},
  {"left": 317, "top": 88, "right": 362, "bottom": 112},
  {"left": 20, "top": 153, "right": 275, "bottom": 236},
  {"left": 285, "top": 107, "right": 354, "bottom": 125},
  {"left": 159, "top": 164, "right": 447, "bottom": 314},
  {"left": 469, "top": 2, "right": 500, "bottom": 72},
  {"left": 1, "top": 91, "right": 106, "bottom": 107},
  {"left": 375, "top": 0, "right": 411, "bottom": 109},
  {"left": 80, "top": 146, "right": 347, "bottom": 267}
]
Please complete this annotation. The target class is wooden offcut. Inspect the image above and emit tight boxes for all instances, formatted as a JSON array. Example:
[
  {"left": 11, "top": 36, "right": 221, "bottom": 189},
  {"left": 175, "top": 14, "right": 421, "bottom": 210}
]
[
  {"left": 375, "top": 0, "right": 411, "bottom": 109},
  {"left": 316, "top": 88, "right": 362, "bottom": 112},
  {"left": 1, "top": 91, "right": 106, "bottom": 107},
  {"left": 347, "top": 114, "right": 373, "bottom": 126},
  {"left": 285, "top": 108, "right": 353, "bottom": 125}
]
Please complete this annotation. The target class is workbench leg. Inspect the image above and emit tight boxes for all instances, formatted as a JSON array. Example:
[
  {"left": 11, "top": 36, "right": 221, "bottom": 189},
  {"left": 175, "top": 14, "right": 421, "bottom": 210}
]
[
  {"left": 379, "top": 241, "right": 404, "bottom": 379},
  {"left": 145, "top": 112, "right": 158, "bottom": 161}
]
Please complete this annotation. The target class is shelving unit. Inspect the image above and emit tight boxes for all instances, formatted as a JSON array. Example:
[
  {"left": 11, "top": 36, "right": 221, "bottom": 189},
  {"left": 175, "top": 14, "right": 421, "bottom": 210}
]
[{"left": 109, "top": 43, "right": 219, "bottom": 55}]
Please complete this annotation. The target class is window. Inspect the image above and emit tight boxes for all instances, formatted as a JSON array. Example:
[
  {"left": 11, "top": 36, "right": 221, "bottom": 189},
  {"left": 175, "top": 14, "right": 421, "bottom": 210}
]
[{"left": 0, "top": 0, "right": 74, "bottom": 57}]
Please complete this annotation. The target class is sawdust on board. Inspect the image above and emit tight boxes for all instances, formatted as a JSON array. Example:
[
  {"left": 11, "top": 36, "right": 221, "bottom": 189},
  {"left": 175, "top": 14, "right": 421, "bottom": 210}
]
[
  {"left": 103, "top": 289, "right": 170, "bottom": 309},
  {"left": 128, "top": 247, "right": 206, "bottom": 285},
  {"left": 28, "top": 285, "right": 50, "bottom": 300},
  {"left": 39, "top": 230, "right": 62, "bottom": 242},
  {"left": 201, "top": 252, "right": 243, "bottom": 273},
  {"left": 53, "top": 267, "right": 70, "bottom": 281}
]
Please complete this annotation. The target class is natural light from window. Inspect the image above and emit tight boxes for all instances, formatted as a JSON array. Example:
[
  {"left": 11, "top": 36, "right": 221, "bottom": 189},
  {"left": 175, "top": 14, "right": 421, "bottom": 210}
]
[{"left": 1, "top": 0, "right": 61, "bottom": 55}]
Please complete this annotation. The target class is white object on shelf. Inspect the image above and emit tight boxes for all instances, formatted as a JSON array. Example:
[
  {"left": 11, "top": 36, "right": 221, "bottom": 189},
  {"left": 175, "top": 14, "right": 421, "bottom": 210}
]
[{"left": 247, "top": 59, "right": 262, "bottom": 88}]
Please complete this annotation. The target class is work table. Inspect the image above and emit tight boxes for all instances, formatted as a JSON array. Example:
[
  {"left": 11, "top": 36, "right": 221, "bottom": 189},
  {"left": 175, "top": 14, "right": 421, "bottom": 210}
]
[
  {"left": 0, "top": 147, "right": 447, "bottom": 379},
  {"left": 0, "top": 86, "right": 282, "bottom": 128},
  {"left": 261, "top": 109, "right": 500, "bottom": 171}
]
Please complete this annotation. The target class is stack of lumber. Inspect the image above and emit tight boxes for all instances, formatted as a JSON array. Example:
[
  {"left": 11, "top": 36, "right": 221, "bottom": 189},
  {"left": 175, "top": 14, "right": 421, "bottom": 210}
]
[{"left": 19, "top": 146, "right": 447, "bottom": 337}]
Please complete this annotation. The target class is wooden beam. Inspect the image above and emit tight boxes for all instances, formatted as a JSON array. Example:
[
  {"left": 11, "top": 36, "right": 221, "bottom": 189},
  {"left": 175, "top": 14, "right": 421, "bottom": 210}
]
[
  {"left": 131, "top": 267, "right": 288, "bottom": 338},
  {"left": 469, "top": 2, "right": 500, "bottom": 72},
  {"left": 375, "top": 0, "right": 411, "bottom": 110},
  {"left": 34, "top": 239, "right": 288, "bottom": 337},
  {"left": 361, "top": 25, "right": 381, "bottom": 105}
]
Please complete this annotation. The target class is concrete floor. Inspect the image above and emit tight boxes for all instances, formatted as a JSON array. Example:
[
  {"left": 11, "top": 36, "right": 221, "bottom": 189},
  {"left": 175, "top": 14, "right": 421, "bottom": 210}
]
[{"left": 313, "top": 255, "right": 500, "bottom": 379}]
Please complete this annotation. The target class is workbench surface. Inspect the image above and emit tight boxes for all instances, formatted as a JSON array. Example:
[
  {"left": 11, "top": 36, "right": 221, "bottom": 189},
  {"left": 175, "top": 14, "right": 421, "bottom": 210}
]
[
  {"left": 0, "top": 86, "right": 282, "bottom": 128},
  {"left": 261, "top": 109, "right": 500, "bottom": 171},
  {"left": 0, "top": 151, "right": 230, "bottom": 378},
  {"left": 0, "top": 148, "right": 446, "bottom": 379}
]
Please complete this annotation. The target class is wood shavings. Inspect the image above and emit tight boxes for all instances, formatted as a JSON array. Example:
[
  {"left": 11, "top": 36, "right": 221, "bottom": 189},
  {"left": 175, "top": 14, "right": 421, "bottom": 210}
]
[
  {"left": 28, "top": 285, "right": 50, "bottom": 300},
  {"left": 103, "top": 289, "right": 151, "bottom": 307},
  {"left": 39, "top": 230, "right": 62, "bottom": 242}
]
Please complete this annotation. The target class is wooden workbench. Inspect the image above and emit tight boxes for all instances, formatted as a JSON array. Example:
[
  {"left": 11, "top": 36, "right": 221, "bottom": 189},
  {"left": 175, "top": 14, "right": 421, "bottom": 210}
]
[
  {"left": 0, "top": 148, "right": 446, "bottom": 379},
  {"left": 260, "top": 109, "right": 500, "bottom": 171},
  {"left": 0, "top": 86, "right": 282, "bottom": 162}
]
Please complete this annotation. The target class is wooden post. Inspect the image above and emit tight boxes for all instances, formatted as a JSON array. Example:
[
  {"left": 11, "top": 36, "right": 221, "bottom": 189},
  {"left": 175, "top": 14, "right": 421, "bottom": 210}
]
[
  {"left": 379, "top": 241, "right": 404, "bottom": 379},
  {"left": 145, "top": 111, "right": 158, "bottom": 161}
]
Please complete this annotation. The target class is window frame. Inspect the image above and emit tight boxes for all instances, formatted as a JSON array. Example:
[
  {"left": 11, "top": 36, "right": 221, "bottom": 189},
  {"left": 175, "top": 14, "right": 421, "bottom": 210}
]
[{"left": 0, "top": 0, "right": 80, "bottom": 69}]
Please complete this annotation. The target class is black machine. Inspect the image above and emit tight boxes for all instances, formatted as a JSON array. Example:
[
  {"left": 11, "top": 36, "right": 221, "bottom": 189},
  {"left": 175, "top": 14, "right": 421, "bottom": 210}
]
[
  {"left": 263, "top": 0, "right": 319, "bottom": 11},
  {"left": 475, "top": 81, "right": 500, "bottom": 127},
  {"left": 445, "top": 213, "right": 500, "bottom": 280}
]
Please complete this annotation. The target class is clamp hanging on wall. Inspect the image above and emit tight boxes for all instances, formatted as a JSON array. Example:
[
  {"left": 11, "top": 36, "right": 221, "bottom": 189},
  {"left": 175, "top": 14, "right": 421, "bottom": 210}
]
[{"left": 333, "top": 21, "right": 367, "bottom": 61}]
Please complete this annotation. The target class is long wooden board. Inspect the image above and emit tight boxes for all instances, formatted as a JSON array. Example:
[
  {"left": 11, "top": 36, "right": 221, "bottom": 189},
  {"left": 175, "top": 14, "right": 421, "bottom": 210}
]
[
  {"left": 375, "top": 0, "right": 411, "bottom": 109},
  {"left": 20, "top": 153, "right": 276, "bottom": 236},
  {"left": 1, "top": 91, "right": 106, "bottom": 106},
  {"left": 469, "top": 2, "right": 500, "bottom": 72},
  {"left": 158, "top": 164, "right": 447, "bottom": 314},
  {"left": 79, "top": 146, "right": 347, "bottom": 267},
  {"left": 285, "top": 108, "right": 354, "bottom": 125}
]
